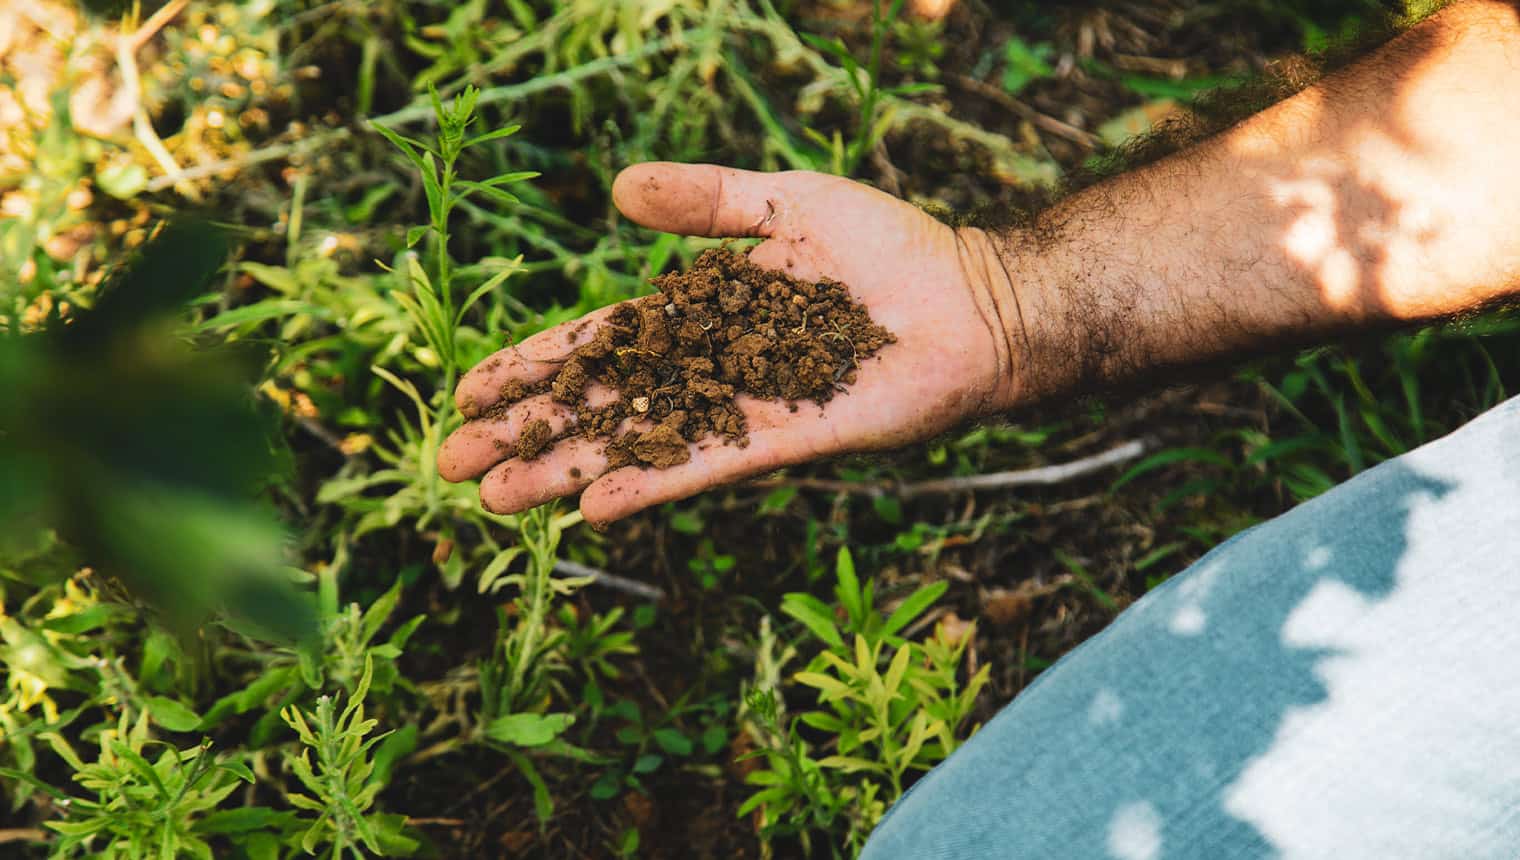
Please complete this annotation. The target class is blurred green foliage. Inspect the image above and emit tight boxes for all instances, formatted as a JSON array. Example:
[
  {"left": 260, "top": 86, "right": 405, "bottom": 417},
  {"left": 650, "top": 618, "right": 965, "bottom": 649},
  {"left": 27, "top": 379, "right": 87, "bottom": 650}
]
[{"left": 0, "top": 219, "right": 315, "bottom": 644}]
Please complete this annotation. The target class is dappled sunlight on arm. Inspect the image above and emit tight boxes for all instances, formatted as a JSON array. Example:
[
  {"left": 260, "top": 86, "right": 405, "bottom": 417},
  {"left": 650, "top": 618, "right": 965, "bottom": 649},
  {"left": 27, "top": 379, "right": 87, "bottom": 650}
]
[
  {"left": 1269, "top": 174, "right": 1363, "bottom": 311},
  {"left": 1263, "top": 0, "right": 1520, "bottom": 320},
  {"left": 998, "top": 1, "right": 1520, "bottom": 402}
]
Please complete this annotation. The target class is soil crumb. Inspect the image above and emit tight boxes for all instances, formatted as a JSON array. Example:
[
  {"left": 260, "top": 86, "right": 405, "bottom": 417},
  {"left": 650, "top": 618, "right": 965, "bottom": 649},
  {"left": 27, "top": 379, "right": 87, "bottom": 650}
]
[
  {"left": 489, "top": 249, "right": 895, "bottom": 468},
  {"left": 516, "top": 419, "right": 554, "bottom": 460},
  {"left": 551, "top": 357, "right": 589, "bottom": 403}
]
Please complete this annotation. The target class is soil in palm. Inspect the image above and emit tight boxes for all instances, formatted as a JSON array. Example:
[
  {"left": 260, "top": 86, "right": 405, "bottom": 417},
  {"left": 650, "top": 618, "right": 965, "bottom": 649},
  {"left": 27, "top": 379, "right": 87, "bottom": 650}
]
[{"left": 493, "top": 248, "right": 895, "bottom": 468}]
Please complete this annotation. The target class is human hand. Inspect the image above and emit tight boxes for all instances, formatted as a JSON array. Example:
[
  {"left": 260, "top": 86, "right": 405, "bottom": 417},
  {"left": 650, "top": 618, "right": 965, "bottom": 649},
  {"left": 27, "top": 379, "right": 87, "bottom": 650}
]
[{"left": 438, "top": 163, "right": 1021, "bottom": 525}]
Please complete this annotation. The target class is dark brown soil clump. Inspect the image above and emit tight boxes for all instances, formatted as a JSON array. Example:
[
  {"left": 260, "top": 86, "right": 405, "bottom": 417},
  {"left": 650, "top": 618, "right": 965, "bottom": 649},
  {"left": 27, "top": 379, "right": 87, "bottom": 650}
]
[
  {"left": 516, "top": 418, "right": 554, "bottom": 460},
  {"left": 492, "top": 249, "right": 895, "bottom": 468}
]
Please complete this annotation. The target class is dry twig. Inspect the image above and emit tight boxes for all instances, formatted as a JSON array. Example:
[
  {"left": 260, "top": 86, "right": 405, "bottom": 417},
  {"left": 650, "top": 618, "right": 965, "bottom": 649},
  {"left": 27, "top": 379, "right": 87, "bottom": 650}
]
[
  {"left": 0, "top": 830, "right": 48, "bottom": 846},
  {"left": 948, "top": 73, "right": 1104, "bottom": 150},
  {"left": 553, "top": 559, "right": 666, "bottom": 603},
  {"left": 749, "top": 439, "right": 1148, "bottom": 499}
]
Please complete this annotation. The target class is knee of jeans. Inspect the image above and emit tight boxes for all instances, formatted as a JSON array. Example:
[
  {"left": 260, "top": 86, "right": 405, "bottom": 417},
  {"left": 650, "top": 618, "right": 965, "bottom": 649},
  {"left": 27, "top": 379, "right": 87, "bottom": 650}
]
[
  {"left": 860, "top": 744, "right": 993, "bottom": 860},
  {"left": 860, "top": 764, "right": 938, "bottom": 857}
]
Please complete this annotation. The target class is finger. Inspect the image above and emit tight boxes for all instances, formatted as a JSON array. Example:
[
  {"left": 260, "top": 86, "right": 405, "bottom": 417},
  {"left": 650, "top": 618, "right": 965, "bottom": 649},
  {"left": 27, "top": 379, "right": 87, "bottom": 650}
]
[
  {"left": 612, "top": 162, "right": 792, "bottom": 238},
  {"left": 438, "top": 386, "right": 618, "bottom": 482},
  {"left": 455, "top": 304, "right": 622, "bottom": 417},
  {"left": 578, "top": 428, "right": 805, "bottom": 525},
  {"left": 478, "top": 437, "right": 613, "bottom": 515}
]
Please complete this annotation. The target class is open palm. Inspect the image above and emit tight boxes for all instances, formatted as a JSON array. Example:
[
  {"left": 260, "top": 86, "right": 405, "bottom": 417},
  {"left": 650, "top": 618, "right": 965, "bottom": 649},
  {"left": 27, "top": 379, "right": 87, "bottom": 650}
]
[{"left": 438, "top": 163, "right": 1012, "bottom": 525}]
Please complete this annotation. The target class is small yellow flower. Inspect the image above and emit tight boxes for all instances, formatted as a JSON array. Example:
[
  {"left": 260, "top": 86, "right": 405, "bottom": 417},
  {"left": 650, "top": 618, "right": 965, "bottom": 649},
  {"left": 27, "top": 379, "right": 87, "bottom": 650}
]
[
  {"left": 8, "top": 668, "right": 59, "bottom": 723},
  {"left": 339, "top": 433, "right": 373, "bottom": 455},
  {"left": 260, "top": 380, "right": 292, "bottom": 410}
]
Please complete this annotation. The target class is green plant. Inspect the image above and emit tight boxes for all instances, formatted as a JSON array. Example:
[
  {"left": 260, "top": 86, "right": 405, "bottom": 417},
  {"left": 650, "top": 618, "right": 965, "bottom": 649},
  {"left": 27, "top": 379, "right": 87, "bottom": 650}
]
[
  {"left": 798, "top": 0, "right": 941, "bottom": 176},
  {"left": 358, "top": 84, "right": 536, "bottom": 587},
  {"left": 688, "top": 537, "right": 737, "bottom": 590},
  {"left": 781, "top": 547, "right": 947, "bottom": 650},
  {"left": 193, "top": 571, "right": 423, "bottom": 763},
  {"left": 474, "top": 504, "right": 600, "bottom": 827},
  {"left": 559, "top": 604, "right": 639, "bottom": 687},
  {"left": 303, "top": 576, "right": 426, "bottom": 699},
  {"left": 741, "top": 548, "right": 989, "bottom": 855},
  {"left": 1000, "top": 35, "right": 1054, "bottom": 95},
  {"left": 892, "top": 16, "right": 945, "bottom": 79},
  {"left": 374, "top": 85, "right": 536, "bottom": 402},
  {"left": 589, "top": 691, "right": 731, "bottom": 804},
  {"left": 281, "top": 655, "right": 418, "bottom": 858},
  {"left": 479, "top": 506, "right": 586, "bottom": 720},
  {"left": 2, "top": 710, "right": 265, "bottom": 859},
  {"left": 0, "top": 575, "right": 109, "bottom": 799},
  {"left": 739, "top": 683, "right": 856, "bottom": 856}
]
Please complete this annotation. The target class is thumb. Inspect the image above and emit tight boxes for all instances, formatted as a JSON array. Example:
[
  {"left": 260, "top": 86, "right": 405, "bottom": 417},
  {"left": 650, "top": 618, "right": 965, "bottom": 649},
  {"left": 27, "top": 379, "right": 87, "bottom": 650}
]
[{"left": 612, "top": 162, "right": 789, "bottom": 238}]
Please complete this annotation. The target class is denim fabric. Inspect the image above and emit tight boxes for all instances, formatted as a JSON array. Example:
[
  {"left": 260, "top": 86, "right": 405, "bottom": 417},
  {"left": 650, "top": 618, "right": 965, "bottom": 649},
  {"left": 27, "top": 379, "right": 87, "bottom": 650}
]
[{"left": 862, "top": 395, "right": 1520, "bottom": 859}]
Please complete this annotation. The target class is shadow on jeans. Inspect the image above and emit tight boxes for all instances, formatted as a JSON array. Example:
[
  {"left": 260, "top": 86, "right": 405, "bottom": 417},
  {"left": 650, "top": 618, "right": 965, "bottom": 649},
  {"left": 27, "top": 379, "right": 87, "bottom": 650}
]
[{"left": 865, "top": 455, "right": 1461, "bottom": 857}]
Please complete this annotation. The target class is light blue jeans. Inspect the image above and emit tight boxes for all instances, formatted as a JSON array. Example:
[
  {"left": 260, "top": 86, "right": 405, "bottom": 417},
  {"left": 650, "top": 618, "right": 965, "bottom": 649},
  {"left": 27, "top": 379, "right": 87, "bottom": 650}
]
[{"left": 863, "top": 395, "right": 1520, "bottom": 859}]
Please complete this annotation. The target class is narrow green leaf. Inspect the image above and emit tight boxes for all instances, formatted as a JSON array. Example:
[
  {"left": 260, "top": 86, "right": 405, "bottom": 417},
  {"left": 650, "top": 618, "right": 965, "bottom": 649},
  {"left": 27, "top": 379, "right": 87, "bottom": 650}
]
[
  {"left": 217, "top": 759, "right": 256, "bottom": 784},
  {"left": 0, "top": 766, "right": 72, "bottom": 800},
  {"left": 505, "top": 748, "right": 554, "bottom": 830},
  {"left": 817, "top": 754, "right": 884, "bottom": 773},
  {"left": 454, "top": 259, "right": 524, "bottom": 327},
  {"left": 476, "top": 170, "right": 540, "bottom": 187},
  {"left": 780, "top": 593, "right": 844, "bottom": 649},
  {"left": 799, "top": 711, "right": 846, "bottom": 733},
  {"left": 1241, "top": 435, "right": 1325, "bottom": 467},
  {"left": 195, "top": 299, "right": 328, "bottom": 332},
  {"left": 885, "top": 82, "right": 942, "bottom": 97},
  {"left": 834, "top": 547, "right": 862, "bottom": 625},
  {"left": 360, "top": 580, "right": 402, "bottom": 643},
  {"left": 455, "top": 180, "right": 521, "bottom": 209},
  {"left": 419, "top": 152, "right": 443, "bottom": 220},
  {"left": 880, "top": 580, "right": 948, "bottom": 638},
  {"left": 883, "top": 643, "right": 912, "bottom": 702},
  {"left": 737, "top": 785, "right": 789, "bottom": 818},
  {"left": 195, "top": 806, "right": 288, "bottom": 835},
  {"left": 462, "top": 123, "right": 523, "bottom": 149},
  {"left": 39, "top": 604, "right": 121, "bottom": 635},
  {"left": 1133, "top": 542, "right": 1185, "bottom": 573},
  {"left": 371, "top": 124, "right": 431, "bottom": 171},
  {"left": 1110, "top": 447, "right": 1231, "bottom": 492},
  {"left": 372, "top": 723, "right": 418, "bottom": 788},
  {"left": 47, "top": 819, "right": 108, "bottom": 837},
  {"left": 110, "top": 740, "right": 168, "bottom": 798},
  {"left": 794, "top": 671, "right": 852, "bottom": 700}
]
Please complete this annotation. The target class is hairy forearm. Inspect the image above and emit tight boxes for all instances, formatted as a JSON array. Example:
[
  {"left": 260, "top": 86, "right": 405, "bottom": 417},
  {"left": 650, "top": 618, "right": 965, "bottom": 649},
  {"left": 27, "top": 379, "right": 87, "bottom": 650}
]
[{"left": 970, "top": 0, "right": 1520, "bottom": 407}]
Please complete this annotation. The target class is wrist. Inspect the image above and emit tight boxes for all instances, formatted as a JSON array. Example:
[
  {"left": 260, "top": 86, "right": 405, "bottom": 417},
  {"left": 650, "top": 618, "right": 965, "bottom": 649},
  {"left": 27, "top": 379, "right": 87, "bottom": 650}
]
[{"left": 952, "top": 225, "right": 1058, "bottom": 413}]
